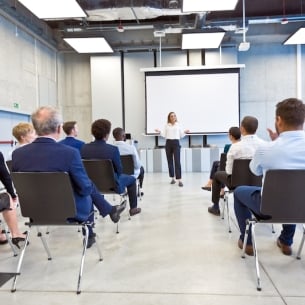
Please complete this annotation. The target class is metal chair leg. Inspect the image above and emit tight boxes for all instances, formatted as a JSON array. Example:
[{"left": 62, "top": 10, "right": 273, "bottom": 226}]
[
  {"left": 297, "top": 224, "right": 305, "bottom": 259},
  {"left": 251, "top": 222, "right": 261, "bottom": 291},
  {"left": 77, "top": 225, "right": 89, "bottom": 294},
  {"left": 11, "top": 230, "right": 30, "bottom": 292}
]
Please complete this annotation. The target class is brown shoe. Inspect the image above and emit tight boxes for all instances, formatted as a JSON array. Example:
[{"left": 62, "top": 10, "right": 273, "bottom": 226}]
[
  {"left": 129, "top": 207, "right": 141, "bottom": 216},
  {"left": 277, "top": 238, "right": 292, "bottom": 256},
  {"left": 207, "top": 206, "right": 220, "bottom": 216},
  {"left": 238, "top": 239, "right": 254, "bottom": 256}
]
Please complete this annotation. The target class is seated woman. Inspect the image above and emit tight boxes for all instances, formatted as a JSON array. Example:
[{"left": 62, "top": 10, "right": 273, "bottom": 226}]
[
  {"left": 0, "top": 151, "right": 26, "bottom": 248},
  {"left": 201, "top": 126, "right": 241, "bottom": 193}
]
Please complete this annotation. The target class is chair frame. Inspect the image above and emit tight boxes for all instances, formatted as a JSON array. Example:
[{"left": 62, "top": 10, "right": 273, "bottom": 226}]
[
  {"left": 222, "top": 159, "right": 262, "bottom": 233},
  {"left": 120, "top": 154, "right": 142, "bottom": 200},
  {"left": 82, "top": 159, "right": 128, "bottom": 233},
  {"left": 241, "top": 169, "right": 305, "bottom": 291},
  {"left": 10, "top": 172, "right": 102, "bottom": 294}
]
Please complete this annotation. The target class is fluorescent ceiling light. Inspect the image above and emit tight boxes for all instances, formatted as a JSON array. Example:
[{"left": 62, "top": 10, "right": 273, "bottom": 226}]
[
  {"left": 182, "top": 32, "right": 225, "bottom": 49},
  {"left": 284, "top": 28, "right": 305, "bottom": 45},
  {"left": 182, "top": 0, "right": 238, "bottom": 12},
  {"left": 64, "top": 38, "right": 113, "bottom": 53},
  {"left": 18, "top": 0, "right": 86, "bottom": 19}
]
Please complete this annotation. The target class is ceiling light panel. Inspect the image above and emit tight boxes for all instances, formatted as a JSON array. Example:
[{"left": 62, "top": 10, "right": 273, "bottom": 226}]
[
  {"left": 18, "top": 0, "right": 86, "bottom": 19},
  {"left": 182, "top": 32, "right": 225, "bottom": 49},
  {"left": 64, "top": 38, "right": 113, "bottom": 53},
  {"left": 284, "top": 28, "right": 305, "bottom": 45},
  {"left": 182, "top": 0, "right": 238, "bottom": 12}
]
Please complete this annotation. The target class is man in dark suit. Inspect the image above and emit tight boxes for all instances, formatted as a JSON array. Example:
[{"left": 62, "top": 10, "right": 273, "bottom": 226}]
[
  {"left": 81, "top": 119, "right": 141, "bottom": 216},
  {"left": 12, "top": 106, "right": 126, "bottom": 248}
]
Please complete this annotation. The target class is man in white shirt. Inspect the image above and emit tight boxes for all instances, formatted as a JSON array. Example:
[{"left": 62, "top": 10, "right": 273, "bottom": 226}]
[
  {"left": 208, "top": 116, "right": 265, "bottom": 216},
  {"left": 112, "top": 127, "right": 144, "bottom": 196}
]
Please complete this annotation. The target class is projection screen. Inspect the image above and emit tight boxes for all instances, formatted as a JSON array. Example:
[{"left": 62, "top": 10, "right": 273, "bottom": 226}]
[{"left": 144, "top": 67, "right": 241, "bottom": 135}]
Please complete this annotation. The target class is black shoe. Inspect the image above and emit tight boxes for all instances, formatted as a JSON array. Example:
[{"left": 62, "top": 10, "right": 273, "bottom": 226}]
[
  {"left": 110, "top": 200, "right": 127, "bottom": 223},
  {"left": 86, "top": 234, "right": 96, "bottom": 249},
  {"left": 208, "top": 206, "right": 220, "bottom": 216},
  {"left": 201, "top": 186, "right": 211, "bottom": 191},
  {"left": 12, "top": 235, "right": 29, "bottom": 249},
  {"left": 129, "top": 207, "right": 141, "bottom": 216}
]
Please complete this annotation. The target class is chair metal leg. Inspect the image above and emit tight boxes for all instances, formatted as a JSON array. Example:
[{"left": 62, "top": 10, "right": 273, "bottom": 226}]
[
  {"left": 11, "top": 230, "right": 30, "bottom": 292},
  {"left": 226, "top": 196, "right": 232, "bottom": 233},
  {"left": 1, "top": 224, "right": 18, "bottom": 257},
  {"left": 296, "top": 224, "right": 305, "bottom": 259},
  {"left": 271, "top": 224, "right": 275, "bottom": 233},
  {"left": 241, "top": 220, "right": 250, "bottom": 258},
  {"left": 77, "top": 225, "right": 89, "bottom": 294},
  {"left": 251, "top": 222, "right": 262, "bottom": 291},
  {"left": 36, "top": 227, "right": 52, "bottom": 260}
]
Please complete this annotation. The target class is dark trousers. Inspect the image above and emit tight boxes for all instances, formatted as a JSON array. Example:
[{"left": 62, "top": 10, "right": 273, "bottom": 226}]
[
  {"left": 116, "top": 174, "right": 137, "bottom": 209},
  {"left": 137, "top": 166, "right": 145, "bottom": 188},
  {"left": 212, "top": 171, "right": 233, "bottom": 207},
  {"left": 165, "top": 139, "right": 181, "bottom": 179},
  {"left": 209, "top": 161, "right": 220, "bottom": 179},
  {"left": 234, "top": 185, "right": 296, "bottom": 246}
]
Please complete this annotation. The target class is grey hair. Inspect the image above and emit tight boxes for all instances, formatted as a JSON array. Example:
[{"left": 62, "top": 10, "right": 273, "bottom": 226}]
[{"left": 31, "top": 106, "right": 62, "bottom": 136}]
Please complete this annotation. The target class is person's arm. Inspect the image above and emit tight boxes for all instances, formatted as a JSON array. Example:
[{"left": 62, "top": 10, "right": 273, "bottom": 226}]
[
  {"left": 0, "top": 153, "right": 17, "bottom": 199},
  {"left": 132, "top": 146, "right": 141, "bottom": 171},
  {"left": 225, "top": 146, "right": 235, "bottom": 175}
]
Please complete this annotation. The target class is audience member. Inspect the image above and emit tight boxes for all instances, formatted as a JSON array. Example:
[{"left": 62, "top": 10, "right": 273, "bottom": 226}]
[
  {"left": 81, "top": 119, "right": 141, "bottom": 216},
  {"left": 155, "top": 112, "right": 189, "bottom": 187},
  {"left": 0, "top": 151, "right": 26, "bottom": 248},
  {"left": 112, "top": 127, "right": 145, "bottom": 196},
  {"left": 7, "top": 122, "right": 37, "bottom": 160},
  {"left": 201, "top": 126, "right": 241, "bottom": 192},
  {"left": 12, "top": 106, "right": 126, "bottom": 248},
  {"left": 234, "top": 98, "right": 305, "bottom": 256},
  {"left": 59, "top": 121, "right": 85, "bottom": 151},
  {"left": 208, "top": 116, "right": 265, "bottom": 216}
]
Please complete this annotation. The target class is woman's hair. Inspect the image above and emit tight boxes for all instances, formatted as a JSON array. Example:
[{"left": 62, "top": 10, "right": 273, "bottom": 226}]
[
  {"left": 167, "top": 112, "right": 177, "bottom": 123},
  {"left": 12, "top": 122, "right": 34, "bottom": 142},
  {"left": 228, "top": 126, "right": 241, "bottom": 140}
]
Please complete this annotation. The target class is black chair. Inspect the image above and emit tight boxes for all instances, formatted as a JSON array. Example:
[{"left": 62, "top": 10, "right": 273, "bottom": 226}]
[
  {"left": 219, "top": 153, "right": 227, "bottom": 171},
  {"left": 241, "top": 169, "right": 305, "bottom": 291},
  {"left": 82, "top": 159, "right": 128, "bottom": 233},
  {"left": 5, "top": 160, "right": 12, "bottom": 173},
  {"left": 222, "top": 159, "right": 262, "bottom": 233},
  {"left": 120, "top": 155, "right": 142, "bottom": 200},
  {"left": 10, "top": 172, "right": 102, "bottom": 294}
]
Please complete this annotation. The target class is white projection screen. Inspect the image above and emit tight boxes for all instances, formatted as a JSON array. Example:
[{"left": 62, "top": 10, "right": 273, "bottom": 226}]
[{"left": 145, "top": 68, "right": 241, "bottom": 134}]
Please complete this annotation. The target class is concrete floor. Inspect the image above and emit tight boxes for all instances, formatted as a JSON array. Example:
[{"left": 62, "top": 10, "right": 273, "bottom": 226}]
[{"left": 1, "top": 172, "right": 305, "bottom": 305}]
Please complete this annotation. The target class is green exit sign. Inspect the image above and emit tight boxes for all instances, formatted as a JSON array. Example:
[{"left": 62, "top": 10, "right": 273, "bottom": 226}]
[{"left": 13, "top": 102, "right": 19, "bottom": 108}]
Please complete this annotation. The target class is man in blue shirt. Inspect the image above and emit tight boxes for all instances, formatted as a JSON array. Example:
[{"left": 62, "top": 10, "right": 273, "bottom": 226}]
[{"left": 234, "top": 98, "right": 305, "bottom": 256}]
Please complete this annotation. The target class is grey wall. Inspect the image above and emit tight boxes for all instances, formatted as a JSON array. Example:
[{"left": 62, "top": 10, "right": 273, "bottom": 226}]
[{"left": 0, "top": 13, "right": 304, "bottom": 151}]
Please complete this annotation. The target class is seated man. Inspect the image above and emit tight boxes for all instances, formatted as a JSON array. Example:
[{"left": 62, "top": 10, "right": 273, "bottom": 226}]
[
  {"left": 81, "top": 119, "right": 141, "bottom": 216},
  {"left": 12, "top": 106, "right": 126, "bottom": 248},
  {"left": 208, "top": 116, "right": 265, "bottom": 216},
  {"left": 234, "top": 98, "right": 305, "bottom": 256},
  {"left": 59, "top": 120, "right": 85, "bottom": 152},
  {"left": 112, "top": 127, "right": 144, "bottom": 196}
]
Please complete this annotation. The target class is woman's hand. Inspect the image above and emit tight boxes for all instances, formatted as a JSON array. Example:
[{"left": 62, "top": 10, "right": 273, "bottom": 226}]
[
  {"left": 155, "top": 129, "right": 161, "bottom": 133},
  {"left": 184, "top": 129, "right": 190, "bottom": 134}
]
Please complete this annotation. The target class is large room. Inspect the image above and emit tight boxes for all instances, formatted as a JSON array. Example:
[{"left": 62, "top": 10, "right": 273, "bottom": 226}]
[{"left": 0, "top": 1, "right": 305, "bottom": 304}]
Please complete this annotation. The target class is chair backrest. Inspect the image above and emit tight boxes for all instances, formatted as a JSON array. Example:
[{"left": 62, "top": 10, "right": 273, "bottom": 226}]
[
  {"left": 6, "top": 160, "right": 12, "bottom": 173},
  {"left": 120, "top": 155, "right": 134, "bottom": 175},
  {"left": 82, "top": 159, "right": 117, "bottom": 194},
  {"left": 219, "top": 153, "right": 227, "bottom": 171},
  {"left": 261, "top": 169, "right": 305, "bottom": 223},
  {"left": 231, "top": 159, "right": 262, "bottom": 188},
  {"left": 11, "top": 172, "right": 77, "bottom": 225}
]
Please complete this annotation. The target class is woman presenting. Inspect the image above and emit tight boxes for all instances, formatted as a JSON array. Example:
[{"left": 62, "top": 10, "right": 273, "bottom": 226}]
[{"left": 155, "top": 112, "right": 189, "bottom": 187}]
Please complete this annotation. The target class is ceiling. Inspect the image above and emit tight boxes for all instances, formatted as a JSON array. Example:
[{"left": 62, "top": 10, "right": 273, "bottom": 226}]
[{"left": 1, "top": 0, "right": 305, "bottom": 52}]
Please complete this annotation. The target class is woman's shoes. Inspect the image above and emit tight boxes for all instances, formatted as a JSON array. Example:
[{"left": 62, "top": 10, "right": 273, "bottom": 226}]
[
  {"left": 201, "top": 186, "right": 211, "bottom": 191},
  {"left": 12, "top": 232, "right": 28, "bottom": 249},
  {"left": 170, "top": 179, "right": 176, "bottom": 184}
]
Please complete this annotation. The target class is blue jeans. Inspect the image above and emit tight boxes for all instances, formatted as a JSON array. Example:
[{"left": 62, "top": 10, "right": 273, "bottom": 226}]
[{"left": 234, "top": 185, "right": 296, "bottom": 246}]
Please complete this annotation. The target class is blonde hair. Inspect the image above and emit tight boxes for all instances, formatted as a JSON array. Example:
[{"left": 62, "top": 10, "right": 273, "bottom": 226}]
[{"left": 12, "top": 122, "right": 34, "bottom": 142}]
